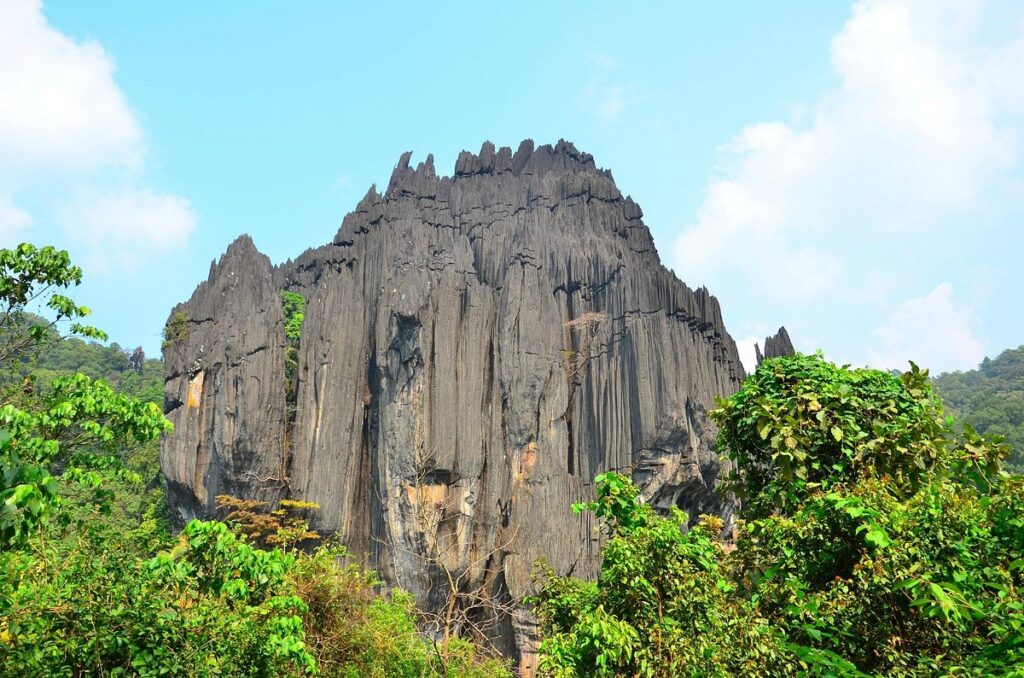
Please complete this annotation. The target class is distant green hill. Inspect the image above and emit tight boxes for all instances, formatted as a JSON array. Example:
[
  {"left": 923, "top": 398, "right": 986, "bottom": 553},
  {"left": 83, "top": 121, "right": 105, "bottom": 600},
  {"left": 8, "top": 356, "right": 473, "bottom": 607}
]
[
  {"left": 933, "top": 345, "right": 1024, "bottom": 469},
  {"left": 12, "top": 314, "right": 163, "bottom": 407},
  {"left": 33, "top": 336, "right": 163, "bottom": 406}
]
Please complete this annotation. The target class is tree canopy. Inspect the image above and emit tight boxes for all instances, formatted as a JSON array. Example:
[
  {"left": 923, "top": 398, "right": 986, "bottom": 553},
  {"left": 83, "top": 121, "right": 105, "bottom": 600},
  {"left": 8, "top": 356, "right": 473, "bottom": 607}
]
[
  {"left": 533, "top": 354, "right": 1023, "bottom": 676},
  {"left": 0, "top": 243, "right": 509, "bottom": 677},
  {"left": 934, "top": 345, "right": 1024, "bottom": 470}
]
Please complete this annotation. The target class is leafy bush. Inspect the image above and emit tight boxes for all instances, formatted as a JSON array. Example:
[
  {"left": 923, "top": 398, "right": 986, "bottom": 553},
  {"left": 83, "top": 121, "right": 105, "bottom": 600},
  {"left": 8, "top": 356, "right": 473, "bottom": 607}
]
[
  {"left": 532, "top": 473, "right": 793, "bottom": 677},
  {"left": 281, "top": 291, "right": 306, "bottom": 343},
  {"left": 0, "top": 370, "right": 169, "bottom": 548},
  {"left": 711, "top": 355, "right": 990, "bottom": 518},
  {"left": 291, "top": 543, "right": 511, "bottom": 677},
  {"left": 1, "top": 518, "right": 316, "bottom": 676},
  {"left": 162, "top": 311, "right": 189, "bottom": 349},
  {"left": 533, "top": 354, "right": 1024, "bottom": 676}
]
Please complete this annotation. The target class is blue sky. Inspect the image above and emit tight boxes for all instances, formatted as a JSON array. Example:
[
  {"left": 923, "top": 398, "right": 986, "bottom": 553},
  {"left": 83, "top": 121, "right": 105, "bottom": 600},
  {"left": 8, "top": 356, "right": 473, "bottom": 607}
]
[{"left": 2, "top": 0, "right": 1022, "bottom": 373}]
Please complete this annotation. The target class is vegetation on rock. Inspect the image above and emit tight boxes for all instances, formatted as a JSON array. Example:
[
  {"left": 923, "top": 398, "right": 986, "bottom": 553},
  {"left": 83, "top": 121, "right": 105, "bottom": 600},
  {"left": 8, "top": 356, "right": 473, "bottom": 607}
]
[
  {"left": 6, "top": 239, "right": 1022, "bottom": 676},
  {"left": 281, "top": 290, "right": 306, "bottom": 344},
  {"left": 0, "top": 243, "right": 509, "bottom": 677}
]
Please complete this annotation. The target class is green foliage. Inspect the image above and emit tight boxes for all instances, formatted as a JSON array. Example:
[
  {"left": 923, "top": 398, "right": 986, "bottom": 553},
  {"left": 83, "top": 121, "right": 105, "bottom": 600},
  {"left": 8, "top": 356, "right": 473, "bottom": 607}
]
[
  {"left": 0, "top": 370, "right": 170, "bottom": 548},
  {"left": 0, "top": 244, "right": 109, "bottom": 399},
  {"left": 0, "top": 244, "right": 106, "bottom": 354},
  {"left": 23, "top": 323, "right": 165, "bottom": 406},
  {"left": 533, "top": 474, "right": 791, "bottom": 677},
  {"left": 162, "top": 310, "right": 189, "bottom": 350},
  {"left": 710, "top": 354, "right": 985, "bottom": 518},
  {"left": 281, "top": 290, "right": 305, "bottom": 429},
  {"left": 3, "top": 313, "right": 172, "bottom": 542},
  {"left": 291, "top": 543, "right": 511, "bottom": 677},
  {"left": 281, "top": 290, "right": 306, "bottom": 343},
  {"left": 1, "top": 518, "right": 316, "bottom": 676},
  {"left": 730, "top": 473, "right": 1024, "bottom": 675},
  {"left": 934, "top": 344, "right": 1024, "bottom": 470},
  {"left": 534, "top": 354, "right": 1024, "bottom": 676}
]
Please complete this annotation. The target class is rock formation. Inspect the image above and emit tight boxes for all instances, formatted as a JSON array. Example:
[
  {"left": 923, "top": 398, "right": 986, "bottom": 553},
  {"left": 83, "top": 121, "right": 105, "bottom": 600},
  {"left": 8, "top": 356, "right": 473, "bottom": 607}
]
[
  {"left": 754, "top": 326, "right": 796, "bottom": 366},
  {"left": 161, "top": 140, "right": 746, "bottom": 670}
]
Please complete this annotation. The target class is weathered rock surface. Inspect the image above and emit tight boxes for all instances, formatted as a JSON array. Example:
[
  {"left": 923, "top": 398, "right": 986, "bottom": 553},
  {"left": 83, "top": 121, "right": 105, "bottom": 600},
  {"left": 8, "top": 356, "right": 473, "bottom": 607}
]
[
  {"left": 161, "top": 140, "right": 746, "bottom": 670},
  {"left": 755, "top": 326, "right": 796, "bottom": 366}
]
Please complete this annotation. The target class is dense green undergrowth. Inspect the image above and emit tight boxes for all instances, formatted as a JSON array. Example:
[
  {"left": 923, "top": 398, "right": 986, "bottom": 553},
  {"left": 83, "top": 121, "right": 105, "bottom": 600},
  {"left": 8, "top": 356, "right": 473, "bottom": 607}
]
[
  {"left": 3, "top": 241, "right": 1021, "bottom": 676},
  {"left": 0, "top": 243, "right": 509, "bottom": 677},
  {"left": 533, "top": 354, "right": 1024, "bottom": 676}
]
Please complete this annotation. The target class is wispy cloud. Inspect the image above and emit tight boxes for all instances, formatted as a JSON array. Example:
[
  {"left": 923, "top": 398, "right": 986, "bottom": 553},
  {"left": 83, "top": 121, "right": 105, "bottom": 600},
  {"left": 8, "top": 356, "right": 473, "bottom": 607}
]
[
  {"left": 869, "top": 282, "right": 985, "bottom": 372},
  {"left": 671, "top": 0, "right": 1024, "bottom": 371},
  {"left": 583, "top": 53, "right": 634, "bottom": 122},
  {"left": 0, "top": 195, "right": 32, "bottom": 242},
  {"left": 0, "top": 0, "right": 194, "bottom": 272},
  {"left": 57, "top": 188, "right": 196, "bottom": 275}
]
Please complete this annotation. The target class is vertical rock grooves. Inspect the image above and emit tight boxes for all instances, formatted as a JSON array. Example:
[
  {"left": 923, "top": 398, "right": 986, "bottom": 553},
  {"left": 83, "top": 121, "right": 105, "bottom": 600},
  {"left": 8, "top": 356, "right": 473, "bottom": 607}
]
[
  {"left": 755, "top": 326, "right": 796, "bottom": 366},
  {"left": 161, "top": 139, "right": 746, "bottom": 669}
]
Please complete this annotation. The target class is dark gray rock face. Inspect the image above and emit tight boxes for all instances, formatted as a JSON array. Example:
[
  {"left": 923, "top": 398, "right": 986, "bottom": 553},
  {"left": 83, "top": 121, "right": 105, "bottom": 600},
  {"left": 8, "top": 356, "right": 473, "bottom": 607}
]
[
  {"left": 161, "top": 140, "right": 745, "bottom": 669},
  {"left": 755, "top": 326, "right": 796, "bottom": 366}
]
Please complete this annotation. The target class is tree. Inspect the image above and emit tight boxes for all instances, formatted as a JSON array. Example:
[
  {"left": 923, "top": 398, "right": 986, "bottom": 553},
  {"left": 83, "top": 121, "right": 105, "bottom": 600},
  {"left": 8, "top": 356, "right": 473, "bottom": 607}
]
[
  {"left": 712, "top": 354, "right": 998, "bottom": 518},
  {"left": 2, "top": 517, "right": 317, "bottom": 675},
  {"left": 713, "top": 354, "right": 1020, "bottom": 674},
  {"left": 533, "top": 354, "right": 1024, "bottom": 676},
  {"left": 531, "top": 473, "right": 790, "bottom": 677},
  {"left": 933, "top": 345, "right": 1024, "bottom": 470},
  {"left": 0, "top": 244, "right": 169, "bottom": 549},
  {"left": 0, "top": 244, "right": 106, "bottom": 373},
  {"left": 0, "top": 243, "right": 508, "bottom": 677}
]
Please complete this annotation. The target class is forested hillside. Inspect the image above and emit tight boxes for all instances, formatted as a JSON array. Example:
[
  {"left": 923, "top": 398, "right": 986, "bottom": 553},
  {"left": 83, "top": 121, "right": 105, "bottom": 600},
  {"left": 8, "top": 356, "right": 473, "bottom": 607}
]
[
  {"left": 934, "top": 345, "right": 1024, "bottom": 469},
  {"left": 19, "top": 315, "right": 163, "bottom": 406}
]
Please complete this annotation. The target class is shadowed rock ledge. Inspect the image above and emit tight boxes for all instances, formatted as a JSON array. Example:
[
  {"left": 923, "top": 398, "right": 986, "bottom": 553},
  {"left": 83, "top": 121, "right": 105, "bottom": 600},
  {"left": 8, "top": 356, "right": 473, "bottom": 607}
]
[{"left": 161, "top": 139, "right": 746, "bottom": 671}]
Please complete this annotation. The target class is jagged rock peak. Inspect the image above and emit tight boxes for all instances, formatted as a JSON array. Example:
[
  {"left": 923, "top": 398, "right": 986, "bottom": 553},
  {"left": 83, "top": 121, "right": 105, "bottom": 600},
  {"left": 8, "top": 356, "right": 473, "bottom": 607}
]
[
  {"left": 346, "top": 139, "right": 645, "bottom": 258},
  {"left": 755, "top": 326, "right": 796, "bottom": 366},
  {"left": 195, "top": 234, "right": 274, "bottom": 296},
  {"left": 163, "top": 139, "right": 748, "bottom": 671},
  {"left": 216, "top": 233, "right": 261, "bottom": 265},
  {"left": 383, "top": 138, "right": 611, "bottom": 189}
]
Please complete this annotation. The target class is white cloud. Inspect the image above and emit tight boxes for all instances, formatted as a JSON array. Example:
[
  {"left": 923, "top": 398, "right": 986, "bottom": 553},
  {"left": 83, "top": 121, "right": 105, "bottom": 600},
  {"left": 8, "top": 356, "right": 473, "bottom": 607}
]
[
  {"left": 335, "top": 175, "right": 353, "bottom": 193},
  {"left": 673, "top": 0, "right": 1022, "bottom": 298},
  {"left": 58, "top": 189, "right": 196, "bottom": 274},
  {"left": 0, "top": 0, "right": 194, "bottom": 272},
  {"left": 584, "top": 53, "right": 633, "bottom": 122},
  {"left": 599, "top": 86, "right": 626, "bottom": 121},
  {"left": 733, "top": 335, "right": 761, "bottom": 375},
  {"left": 869, "top": 282, "right": 985, "bottom": 372},
  {"left": 0, "top": 195, "right": 32, "bottom": 242},
  {"left": 0, "top": 0, "right": 142, "bottom": 172}
]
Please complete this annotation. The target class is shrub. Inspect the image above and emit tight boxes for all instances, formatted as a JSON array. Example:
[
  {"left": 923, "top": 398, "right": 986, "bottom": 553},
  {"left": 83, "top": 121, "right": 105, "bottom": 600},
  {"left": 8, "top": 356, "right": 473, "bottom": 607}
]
[
  {"left": 533, "top": 354, "right": 1023, "bottom": 676},
  {"left": 1, "top": 519, "right": 315, "bottom": 676},
  {"left": 289, "top": 542, "right": 511, "bottom": 677}
]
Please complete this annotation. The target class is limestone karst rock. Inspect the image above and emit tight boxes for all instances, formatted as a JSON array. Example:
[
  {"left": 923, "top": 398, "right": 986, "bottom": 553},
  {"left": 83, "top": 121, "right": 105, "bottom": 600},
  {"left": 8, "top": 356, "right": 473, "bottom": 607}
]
[
  {"left": 161, "top": 140, "right": 746, "bottom": 667},
  {"left": 755, "top": 326, "right": 796, "bottom": 366}
]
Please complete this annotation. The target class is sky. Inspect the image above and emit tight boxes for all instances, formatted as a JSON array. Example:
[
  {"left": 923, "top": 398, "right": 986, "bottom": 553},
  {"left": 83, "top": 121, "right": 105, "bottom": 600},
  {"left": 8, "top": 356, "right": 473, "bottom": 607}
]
[{"left": 1, "top": 0, "right": 1022, "bottom": 374}]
